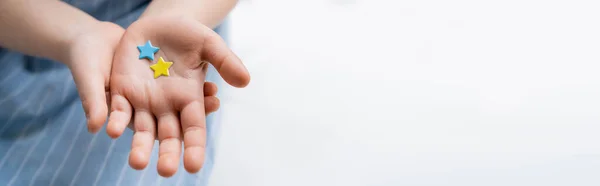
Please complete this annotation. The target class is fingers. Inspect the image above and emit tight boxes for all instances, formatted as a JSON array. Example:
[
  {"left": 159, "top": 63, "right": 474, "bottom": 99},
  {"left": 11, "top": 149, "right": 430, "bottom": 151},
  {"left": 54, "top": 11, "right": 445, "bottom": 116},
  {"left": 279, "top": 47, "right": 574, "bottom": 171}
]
[
  {"left": 204, "top": 81, "right": 220, "bottom": 114},
  {"left": 204, "top": 96, "right": 220, "bottom": 114},
  {"left": 71, "top": 69, "right": 108, "bottom": 133},
  {"left": 204, "top": 81, "right": 218, "bottom": 97},
  {"left": 157, "top": 113, "right": 182, "bottom": 177},
  {"left": 180, "top": 101, "right": 207, "bottom": 173},
  {"left": 202, "top": 31, "right": 251, "bottom": 88},
  {"left": 129, "top": 111, "right": 156, "bottom": 170},
  {"left": 107, "top": 94, "right": 132, "bottom": 138}
]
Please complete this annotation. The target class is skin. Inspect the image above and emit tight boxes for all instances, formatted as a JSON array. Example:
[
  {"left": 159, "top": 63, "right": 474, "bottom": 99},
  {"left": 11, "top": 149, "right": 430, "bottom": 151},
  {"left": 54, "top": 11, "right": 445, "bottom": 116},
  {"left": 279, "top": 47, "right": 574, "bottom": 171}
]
[
  {"left": 0, "top": 0, "right": 242, "bottom": 177},
  {"left": 0, "top": 0, "right": 97, "bottom": 62},
  {"left": 107, "top": 16, "right": 250, "bottom": 177},
  {"left": 140, "top": 0, "right": 239, "bottom": 29}
]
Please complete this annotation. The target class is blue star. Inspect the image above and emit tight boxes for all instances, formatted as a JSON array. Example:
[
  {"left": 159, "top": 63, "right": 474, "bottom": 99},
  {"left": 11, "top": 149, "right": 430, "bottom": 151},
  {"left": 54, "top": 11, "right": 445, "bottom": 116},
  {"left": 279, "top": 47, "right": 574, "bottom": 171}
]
[{"left": 137, "top": 40, "right": 159, "bottom": 61}]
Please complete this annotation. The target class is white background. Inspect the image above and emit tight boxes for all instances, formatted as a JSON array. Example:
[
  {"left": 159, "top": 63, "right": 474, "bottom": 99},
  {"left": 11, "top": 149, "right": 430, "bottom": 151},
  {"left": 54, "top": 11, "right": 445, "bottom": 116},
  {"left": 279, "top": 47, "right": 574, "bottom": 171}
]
[{"left": 210, "top": 0, "right": 600, "bottom": 185}]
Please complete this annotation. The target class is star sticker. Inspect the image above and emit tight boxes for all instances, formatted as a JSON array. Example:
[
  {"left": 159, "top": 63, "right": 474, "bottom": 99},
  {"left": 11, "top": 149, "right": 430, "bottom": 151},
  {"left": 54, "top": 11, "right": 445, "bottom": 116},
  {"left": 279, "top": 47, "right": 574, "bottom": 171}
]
[
  {"left": 150, "top": 57, "right": 173, "bottom": 79},
  {"left": 137, "top": 40, "right": 159, "bottom": 61}
]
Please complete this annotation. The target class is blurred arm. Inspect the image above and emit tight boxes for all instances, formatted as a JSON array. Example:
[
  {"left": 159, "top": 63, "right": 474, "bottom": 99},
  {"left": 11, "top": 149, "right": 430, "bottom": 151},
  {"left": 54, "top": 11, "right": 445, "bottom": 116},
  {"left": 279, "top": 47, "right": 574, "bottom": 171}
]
[
  {"left": 0, "top": 0, "right": 100, "bottom": 63},
  {"left": 140, "top": 0, "right": 238, "bottom": 28}
]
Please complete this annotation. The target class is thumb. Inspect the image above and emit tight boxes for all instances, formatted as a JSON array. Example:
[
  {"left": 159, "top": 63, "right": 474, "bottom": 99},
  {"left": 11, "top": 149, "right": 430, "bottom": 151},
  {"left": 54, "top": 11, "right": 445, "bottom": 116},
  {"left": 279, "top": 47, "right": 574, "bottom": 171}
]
[
  {"left": 202, "top": 31, "right": 251, "bottom": 88},
  {"left": 70, "top": 65, "right": 109, "bottom": 133}
]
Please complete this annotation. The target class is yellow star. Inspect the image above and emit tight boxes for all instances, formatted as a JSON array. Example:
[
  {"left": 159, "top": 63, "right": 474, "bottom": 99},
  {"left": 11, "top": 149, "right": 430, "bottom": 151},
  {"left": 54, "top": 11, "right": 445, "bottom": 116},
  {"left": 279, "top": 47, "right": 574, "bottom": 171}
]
[{"left": 150, "top": 57, "right": 173, "bottom": 79}]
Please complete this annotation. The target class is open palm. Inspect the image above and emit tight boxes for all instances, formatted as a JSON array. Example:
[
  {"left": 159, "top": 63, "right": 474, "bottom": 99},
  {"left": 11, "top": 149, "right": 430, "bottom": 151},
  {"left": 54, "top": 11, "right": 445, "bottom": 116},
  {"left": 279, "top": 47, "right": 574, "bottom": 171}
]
[{"left": 107, "top": 16, "right": 250, "bottom": 177}]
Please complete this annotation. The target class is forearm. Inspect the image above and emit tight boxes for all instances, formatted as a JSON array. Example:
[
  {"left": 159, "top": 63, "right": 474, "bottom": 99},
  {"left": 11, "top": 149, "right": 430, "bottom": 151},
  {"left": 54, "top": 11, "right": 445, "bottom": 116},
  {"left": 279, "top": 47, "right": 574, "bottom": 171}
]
[
  {"left": 0, "top": 0, "right": 100, "bottom": 63},
  {"left": 140, "top": 0, "right": 238, "bottom": 28}
]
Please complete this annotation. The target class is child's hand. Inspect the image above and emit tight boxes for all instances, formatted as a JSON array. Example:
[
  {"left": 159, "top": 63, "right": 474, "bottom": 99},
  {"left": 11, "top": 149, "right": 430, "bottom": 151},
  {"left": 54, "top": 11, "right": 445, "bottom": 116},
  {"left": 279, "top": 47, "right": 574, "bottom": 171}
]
[
  {"left": 67, "top": 22, "right": 124, "bottom": 133},
  {"left": 106, "top": 16, "right": 250, "bottom": 177},
  {"left": 68, "top": 22, "right": 221, "bottom": 133}
]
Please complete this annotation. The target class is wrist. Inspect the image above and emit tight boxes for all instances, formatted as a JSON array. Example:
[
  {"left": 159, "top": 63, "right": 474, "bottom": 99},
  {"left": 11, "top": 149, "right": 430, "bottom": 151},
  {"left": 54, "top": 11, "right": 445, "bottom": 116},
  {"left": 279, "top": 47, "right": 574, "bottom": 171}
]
[
  {"left": 139, "top": 0, "right": 237, "bottom": 29},
  {"left": 138, "top": 12, "right": 197, "bottom": 25},
  {"left": 60, "top": 21, "right": 115, "bottom": 66}
]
